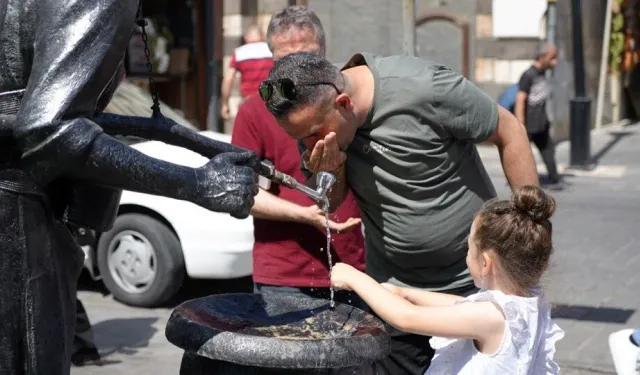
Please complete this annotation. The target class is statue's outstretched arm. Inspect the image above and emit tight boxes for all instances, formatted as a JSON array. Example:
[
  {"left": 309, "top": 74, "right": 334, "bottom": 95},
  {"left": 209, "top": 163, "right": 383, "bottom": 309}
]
[
  {"left": 94, "top": 113, "right": 242, "bottom": 159},
  {"left": 12, "top": 0, "right": 257, "bottom": 218}
]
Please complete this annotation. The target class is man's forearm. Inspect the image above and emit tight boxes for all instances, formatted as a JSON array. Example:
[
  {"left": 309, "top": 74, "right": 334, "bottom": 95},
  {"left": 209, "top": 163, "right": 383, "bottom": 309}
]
[
  {"left": 250, "top": 188, "right": 306, "bottom": 222},
  {"left": 515, "top": 105, "right": 525, "bottom": 126},
  {"left": 515, "top": 95, "right": 527, "bottom": 127},
  {"left": 499, "top": 138, "right": 539, "bottom": 188},
  {"left": 489, "top": 106, "right": 539, "bottom": 189}
]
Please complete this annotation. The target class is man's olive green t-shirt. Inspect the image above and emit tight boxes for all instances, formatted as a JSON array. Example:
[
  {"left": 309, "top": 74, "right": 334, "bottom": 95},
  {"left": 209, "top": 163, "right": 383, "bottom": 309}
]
[{"left": 309, "top": 53, "right": 499, "bottom": 292}]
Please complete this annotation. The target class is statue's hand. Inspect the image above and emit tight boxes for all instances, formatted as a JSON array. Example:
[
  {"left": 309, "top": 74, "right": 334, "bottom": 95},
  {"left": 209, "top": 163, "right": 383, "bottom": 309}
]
[{"left": 194, "top": 151, "right": 259, "bottom": 219}]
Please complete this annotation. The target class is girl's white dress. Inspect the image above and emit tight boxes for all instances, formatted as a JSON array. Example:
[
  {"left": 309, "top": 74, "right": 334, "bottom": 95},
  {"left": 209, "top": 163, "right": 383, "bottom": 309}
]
[{"left": 425, "top": 289, "right": 565, "bottom": 375}]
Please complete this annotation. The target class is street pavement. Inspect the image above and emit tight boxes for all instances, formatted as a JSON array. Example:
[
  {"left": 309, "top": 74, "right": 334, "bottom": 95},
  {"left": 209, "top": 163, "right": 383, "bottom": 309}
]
[
  {"left": 72, "top": 278, "right": 253, "bottom": 375},
  {"left": 73, "top": 122, "right": 640, "bottom": 375}
]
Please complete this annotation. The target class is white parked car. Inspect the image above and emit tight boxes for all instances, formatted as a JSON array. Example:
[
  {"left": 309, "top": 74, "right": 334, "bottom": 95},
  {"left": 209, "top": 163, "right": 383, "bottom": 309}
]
[{"left": 80, "top": 131, "right": 255, "bottom": 308}]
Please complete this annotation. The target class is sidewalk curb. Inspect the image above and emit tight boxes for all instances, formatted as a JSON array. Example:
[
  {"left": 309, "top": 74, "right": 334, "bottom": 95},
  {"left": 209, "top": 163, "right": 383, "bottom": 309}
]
[
  {"left": 478, "top": 119, "right": 638, "bottom": 151},
  {"left": 556, "top": 119, "right": 637, "bottom": 146}
]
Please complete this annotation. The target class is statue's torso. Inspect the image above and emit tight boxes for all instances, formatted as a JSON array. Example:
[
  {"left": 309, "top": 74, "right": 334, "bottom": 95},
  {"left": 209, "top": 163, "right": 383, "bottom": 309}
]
[{"left": 0, "top": 0, "right": 136, "bottom": 118}]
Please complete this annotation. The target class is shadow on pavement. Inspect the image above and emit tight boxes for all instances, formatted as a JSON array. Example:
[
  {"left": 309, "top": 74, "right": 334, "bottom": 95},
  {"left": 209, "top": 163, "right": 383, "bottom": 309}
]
[
  {"left": 552, "top": 303, "right": 636, "bottom": 324},
  {"left": 589, "top": 130, "right": 635, "bottom": 165},
  {"left": 94, "top": 317, "right": 158, "bottom": 360}
]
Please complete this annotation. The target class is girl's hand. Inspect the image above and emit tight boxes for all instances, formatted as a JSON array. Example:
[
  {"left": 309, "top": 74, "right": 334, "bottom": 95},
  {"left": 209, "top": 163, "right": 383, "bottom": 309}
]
[{"left": 330, "top": 263, "right": 357, "bottom": 291}]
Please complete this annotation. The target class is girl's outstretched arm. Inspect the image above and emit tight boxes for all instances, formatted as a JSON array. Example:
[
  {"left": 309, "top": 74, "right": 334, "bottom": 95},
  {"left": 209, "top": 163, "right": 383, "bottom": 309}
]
[
  {"left": 331, "top": 264, "right": 505, "bottom": 341},
  {"left": 383, "top": 283, "right": 464, "bottom": 307}
]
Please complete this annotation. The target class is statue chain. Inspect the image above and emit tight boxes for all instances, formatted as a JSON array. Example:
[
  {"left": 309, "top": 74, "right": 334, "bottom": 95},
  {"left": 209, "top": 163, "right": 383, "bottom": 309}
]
[{"left": 135, "top": 2, "right": 161, "bottom": 116}]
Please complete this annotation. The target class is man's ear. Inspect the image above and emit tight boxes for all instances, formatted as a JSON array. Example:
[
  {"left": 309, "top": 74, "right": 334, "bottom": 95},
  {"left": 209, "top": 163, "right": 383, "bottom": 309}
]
[
  {"left": 482, "top": 250, "right": 494, "bottom": 275},
  {"left": 335, "top": 93, "right": 353, "bottom": 111}
]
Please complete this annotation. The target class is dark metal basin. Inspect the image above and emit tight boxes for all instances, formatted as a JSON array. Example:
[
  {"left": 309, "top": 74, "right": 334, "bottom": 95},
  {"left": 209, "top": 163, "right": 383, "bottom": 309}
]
[{"left": 165, "top": 293, "right": 390, "bottom": 370}]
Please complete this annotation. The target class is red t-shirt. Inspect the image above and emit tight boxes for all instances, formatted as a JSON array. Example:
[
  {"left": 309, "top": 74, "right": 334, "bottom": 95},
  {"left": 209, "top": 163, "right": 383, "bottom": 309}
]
[
  {"left": 229, "top": 42, "right": 274, "bottom": 98},
  {"left": 231, "top": 95, "right": 366, "bottom": 288}
]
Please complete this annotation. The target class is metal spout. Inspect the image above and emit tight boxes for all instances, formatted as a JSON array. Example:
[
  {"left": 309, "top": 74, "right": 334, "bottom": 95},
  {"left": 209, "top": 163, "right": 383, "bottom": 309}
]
[
  {"left": 256, "top": 161, "right": 336, "bottom": 205},
  {"left": 289, "top": 171, "right": 335, "bottom": 206},
  {"left": 315, "top": 172, "right": 336, "bottom": 200}
]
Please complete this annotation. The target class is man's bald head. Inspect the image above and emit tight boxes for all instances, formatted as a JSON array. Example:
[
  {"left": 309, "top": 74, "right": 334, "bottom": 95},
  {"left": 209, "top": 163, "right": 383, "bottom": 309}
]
[
  {"left": 536, "top": 44, "right": 557, "bottom": 59},
  {"left": 535, "top": 43, "right": 558, "bottom": 69}
]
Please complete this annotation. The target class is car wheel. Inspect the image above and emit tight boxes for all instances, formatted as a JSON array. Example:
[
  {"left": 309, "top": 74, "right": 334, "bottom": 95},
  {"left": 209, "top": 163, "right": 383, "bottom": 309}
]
[{"left": 96, "top": 213, "right": 185, "bottom": 307}]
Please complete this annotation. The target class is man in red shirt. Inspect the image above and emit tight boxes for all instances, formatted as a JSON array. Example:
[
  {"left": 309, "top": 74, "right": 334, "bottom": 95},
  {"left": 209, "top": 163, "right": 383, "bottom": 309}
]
[
  {"left": 231, "top": 6, "right": 365, "bottom": 305},
  {"left": 221, "top": 25, "right": 274, "bottom": 120}
]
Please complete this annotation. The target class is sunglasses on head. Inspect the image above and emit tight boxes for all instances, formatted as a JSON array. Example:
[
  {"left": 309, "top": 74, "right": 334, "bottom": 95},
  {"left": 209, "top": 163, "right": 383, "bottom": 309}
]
[{"left": 258, "top": 78, "right": 342, "bottom": 102}]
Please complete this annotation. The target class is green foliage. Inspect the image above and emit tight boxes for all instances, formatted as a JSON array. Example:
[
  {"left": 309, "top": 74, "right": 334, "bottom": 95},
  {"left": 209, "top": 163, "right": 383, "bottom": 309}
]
[{"left": 609, "top": 0, "right": 625, "bottom": 73}]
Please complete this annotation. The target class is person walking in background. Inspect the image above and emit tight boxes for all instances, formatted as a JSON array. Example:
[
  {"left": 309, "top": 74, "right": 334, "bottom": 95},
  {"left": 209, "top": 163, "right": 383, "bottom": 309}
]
[
  {"left": 220, "top": 24, "right": 274, "bottom": 120},
  {"left": 515, "top": 44, "right": 563, "bottom": 188},
  {"left": 231, "top": 6, "right": 366, "bottom": 306}
]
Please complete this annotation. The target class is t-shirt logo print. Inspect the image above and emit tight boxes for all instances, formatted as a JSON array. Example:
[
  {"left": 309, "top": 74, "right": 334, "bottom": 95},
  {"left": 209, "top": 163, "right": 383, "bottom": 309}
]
[
  {"left": 528, "top": 77, "right": 548, "bottom": 106},
  {"left": 363, "top": 143, "right": 389, "bottom": 154}
]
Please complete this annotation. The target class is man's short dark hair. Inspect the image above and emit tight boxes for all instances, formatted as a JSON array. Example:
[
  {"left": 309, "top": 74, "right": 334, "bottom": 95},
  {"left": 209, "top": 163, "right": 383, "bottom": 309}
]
[{"left": 263, "top": 52, "right": 342, "bottom": 117}]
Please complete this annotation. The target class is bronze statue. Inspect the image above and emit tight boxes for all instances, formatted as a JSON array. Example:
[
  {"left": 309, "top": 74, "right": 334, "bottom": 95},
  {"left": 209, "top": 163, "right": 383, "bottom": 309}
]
[{"left": 0, "top": 0, "right": 260, "bottom": 373}]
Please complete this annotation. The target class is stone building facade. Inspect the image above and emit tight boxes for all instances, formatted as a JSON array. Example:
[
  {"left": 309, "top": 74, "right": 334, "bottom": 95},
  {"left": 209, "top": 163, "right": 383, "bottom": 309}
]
[{"left": 221, "top": 0, "right": 613, "bottom": 139}]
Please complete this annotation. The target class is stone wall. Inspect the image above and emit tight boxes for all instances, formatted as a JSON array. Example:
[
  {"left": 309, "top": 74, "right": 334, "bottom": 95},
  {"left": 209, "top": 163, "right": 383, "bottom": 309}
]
[
  {"left": 309, "top": 0, "right": 477, "bottom": 75},
  {"left": 310, "top": 0, "right": 543, "bottom": 103}
]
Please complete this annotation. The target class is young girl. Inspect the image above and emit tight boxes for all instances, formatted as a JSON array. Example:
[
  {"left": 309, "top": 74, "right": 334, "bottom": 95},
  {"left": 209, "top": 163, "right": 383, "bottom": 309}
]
[{"left": 330, "top": 185, "right": 565, "bottom": 374}]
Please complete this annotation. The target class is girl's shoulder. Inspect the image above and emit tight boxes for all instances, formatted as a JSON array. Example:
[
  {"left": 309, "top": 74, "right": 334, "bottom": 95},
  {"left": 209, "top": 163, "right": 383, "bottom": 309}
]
[
  {"left": 457, "top": 290, "right": 531, "bottom": 336},
  {"left": 459, "top": 289, "right": 565, "bottom": 373},
  {"left": 459, "top": 289, "right": 541, "bottom": 311},
  {"left": 459, "top": 289, "right": 543, "bottom": 333}
]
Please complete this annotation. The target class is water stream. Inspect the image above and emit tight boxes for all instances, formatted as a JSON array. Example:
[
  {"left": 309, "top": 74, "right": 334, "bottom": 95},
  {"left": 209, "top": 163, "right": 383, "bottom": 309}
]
[{"left": 322, "top": 197, "right": 335, "bottom": 309}]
